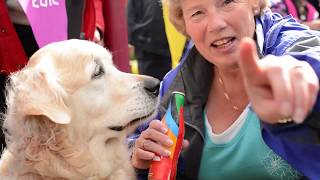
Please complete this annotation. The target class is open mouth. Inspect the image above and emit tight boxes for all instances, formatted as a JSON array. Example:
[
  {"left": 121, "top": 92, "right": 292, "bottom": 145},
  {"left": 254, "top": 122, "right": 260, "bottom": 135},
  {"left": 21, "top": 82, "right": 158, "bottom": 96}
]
[
  {"left": 211, "top": 37, "right": 235, "bottom": 48},
  {"left": 108, "top": 110, "right": 155, "bottom": 131}
]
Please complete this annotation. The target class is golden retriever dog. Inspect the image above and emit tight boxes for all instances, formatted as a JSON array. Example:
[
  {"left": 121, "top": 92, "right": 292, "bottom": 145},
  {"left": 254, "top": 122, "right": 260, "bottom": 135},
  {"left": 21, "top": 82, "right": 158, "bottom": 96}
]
[{"left": 0, "top": 39, "right": 159, "bottom": 179}]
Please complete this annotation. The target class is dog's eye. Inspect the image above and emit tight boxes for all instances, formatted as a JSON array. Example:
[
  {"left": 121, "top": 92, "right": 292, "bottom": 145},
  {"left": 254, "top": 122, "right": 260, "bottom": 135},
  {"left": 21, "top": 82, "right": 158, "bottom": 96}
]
[{"left": 92, "top": 65, "right": 105, "bottom": 79}]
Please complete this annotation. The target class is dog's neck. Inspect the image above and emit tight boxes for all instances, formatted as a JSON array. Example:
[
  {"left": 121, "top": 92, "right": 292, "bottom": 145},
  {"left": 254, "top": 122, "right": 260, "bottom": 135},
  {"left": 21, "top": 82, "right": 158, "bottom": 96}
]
[
  {"left": 2, "top": 111, "right": 136, "bottom": 179},
  {"left": 2, "top": 141, "right": 95, "bottom": 179},
  {"left": 2, "top": 135, "right": 135, "bottom": 179}
]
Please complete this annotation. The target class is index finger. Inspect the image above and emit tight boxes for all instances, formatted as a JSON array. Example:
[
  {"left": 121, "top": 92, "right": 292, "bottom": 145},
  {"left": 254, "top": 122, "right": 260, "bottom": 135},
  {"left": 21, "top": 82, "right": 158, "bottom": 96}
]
[
  {"left": 149, "top": 119, "right": 168, "bottom": 134},
  {"left": 238, "top": 37, "right": 262, "bottom": 84}
]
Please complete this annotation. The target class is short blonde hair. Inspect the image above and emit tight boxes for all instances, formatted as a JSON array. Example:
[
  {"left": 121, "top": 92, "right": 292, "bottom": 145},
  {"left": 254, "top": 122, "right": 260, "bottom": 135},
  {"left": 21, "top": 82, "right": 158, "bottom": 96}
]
[{"left": 163, "top": 0, "right": 268, "bottom": 36}]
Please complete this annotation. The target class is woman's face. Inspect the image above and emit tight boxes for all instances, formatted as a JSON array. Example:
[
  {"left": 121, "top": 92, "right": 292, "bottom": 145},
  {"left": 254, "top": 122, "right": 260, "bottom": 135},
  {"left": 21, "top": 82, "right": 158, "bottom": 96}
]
[{"left": 182, "top": 0, "right": 258, "bottom": 69}]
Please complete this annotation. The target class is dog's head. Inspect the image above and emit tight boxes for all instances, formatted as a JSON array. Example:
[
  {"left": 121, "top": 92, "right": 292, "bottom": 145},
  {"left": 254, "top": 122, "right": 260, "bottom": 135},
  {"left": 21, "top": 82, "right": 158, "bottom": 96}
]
[{"left": 3, "top": 39, "right": 159, "bottom": 178}]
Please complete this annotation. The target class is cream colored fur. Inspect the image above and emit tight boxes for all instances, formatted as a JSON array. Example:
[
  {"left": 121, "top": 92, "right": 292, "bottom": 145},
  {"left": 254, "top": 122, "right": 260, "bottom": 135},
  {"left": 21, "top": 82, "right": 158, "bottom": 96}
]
[{"left": 0, "top": 40, "right": 159, "bottom": 180}]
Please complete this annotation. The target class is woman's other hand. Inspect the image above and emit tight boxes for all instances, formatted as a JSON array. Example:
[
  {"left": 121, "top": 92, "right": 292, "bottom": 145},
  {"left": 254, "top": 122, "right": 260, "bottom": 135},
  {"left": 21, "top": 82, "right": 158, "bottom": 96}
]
[
  {"left": 131, "top": 120, "right": 173, "bottom": 169},
  {"left": 238, "top": 37, "right": 319, "bottom": 124}
]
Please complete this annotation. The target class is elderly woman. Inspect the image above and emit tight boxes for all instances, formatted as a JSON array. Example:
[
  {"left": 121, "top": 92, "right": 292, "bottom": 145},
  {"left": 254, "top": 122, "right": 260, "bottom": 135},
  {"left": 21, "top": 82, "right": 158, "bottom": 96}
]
[{"left": 129, "top": 0, "right": 320, "bottom": 179}]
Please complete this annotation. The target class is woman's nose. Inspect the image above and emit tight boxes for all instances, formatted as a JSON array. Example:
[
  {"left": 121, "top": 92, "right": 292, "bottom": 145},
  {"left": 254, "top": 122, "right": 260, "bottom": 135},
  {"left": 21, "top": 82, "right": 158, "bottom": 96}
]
[{"left": 207, "top": 10, "right": 227, "bottom": 32}]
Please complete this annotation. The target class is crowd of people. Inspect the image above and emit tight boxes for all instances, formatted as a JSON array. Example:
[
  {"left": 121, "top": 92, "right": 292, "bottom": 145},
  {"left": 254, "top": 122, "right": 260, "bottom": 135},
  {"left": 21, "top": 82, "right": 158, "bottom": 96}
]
[{"left": 1, "top": 0, "right": 320, "bottom": 179}]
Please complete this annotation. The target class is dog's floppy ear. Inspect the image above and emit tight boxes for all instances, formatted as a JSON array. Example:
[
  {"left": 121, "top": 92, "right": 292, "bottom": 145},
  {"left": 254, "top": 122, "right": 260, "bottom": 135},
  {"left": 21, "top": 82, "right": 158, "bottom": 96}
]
[
  {"left": 22, "top": 97, "right": 71, "bottom": 125},
  {"left": 11, "top": 67, "right": 71, "bottom": 124}
]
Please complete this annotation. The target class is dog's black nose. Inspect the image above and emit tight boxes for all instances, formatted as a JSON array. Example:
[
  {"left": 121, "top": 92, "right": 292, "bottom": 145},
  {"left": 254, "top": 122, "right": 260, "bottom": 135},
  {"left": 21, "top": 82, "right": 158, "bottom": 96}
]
[{"left": 144, "top": 77, "right": 160, "bottom": 97}]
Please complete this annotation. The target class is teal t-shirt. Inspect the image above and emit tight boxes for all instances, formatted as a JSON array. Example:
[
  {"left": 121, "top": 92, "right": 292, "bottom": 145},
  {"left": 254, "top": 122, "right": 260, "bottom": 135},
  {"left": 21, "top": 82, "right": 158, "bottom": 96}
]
[{"left": 199, "top": 108, "right": 302, "bottom": 179}]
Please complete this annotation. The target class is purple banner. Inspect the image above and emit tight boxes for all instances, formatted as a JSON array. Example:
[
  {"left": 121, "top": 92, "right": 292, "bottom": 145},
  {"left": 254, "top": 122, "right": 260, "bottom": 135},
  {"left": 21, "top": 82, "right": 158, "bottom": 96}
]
[{"left": 18, "top": 0, "right": 67, "bottom": 48}]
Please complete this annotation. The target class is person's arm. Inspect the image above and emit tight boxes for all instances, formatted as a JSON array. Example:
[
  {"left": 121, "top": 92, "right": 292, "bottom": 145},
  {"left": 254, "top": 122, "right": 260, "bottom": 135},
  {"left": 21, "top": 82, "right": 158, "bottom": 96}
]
[
  {"left": 285, "top": 36, "right": 320, "bottom": 72},
  {"left": 251, "top": 12, "right": 320, "bottom": 179},
  {"left": 239, "top": 36, "right": 320, "bottom": 180},
  {"left": 239, "top": 38, "right": 319, "bottom": 123},
  {"left": 126, "top": 0, "right": 137, "bottom": 45},
  {"left": 93, "top": 0, "right": 104, "bottom": 44},
  {"left": 262, "top": 11, "right": 320, "bottom": 85},
  {"left": 284, "top": 36, "right": 320, "bottom": 110},
  {"left": 302, "top": 19, "right": 320, "bottom": 30}
]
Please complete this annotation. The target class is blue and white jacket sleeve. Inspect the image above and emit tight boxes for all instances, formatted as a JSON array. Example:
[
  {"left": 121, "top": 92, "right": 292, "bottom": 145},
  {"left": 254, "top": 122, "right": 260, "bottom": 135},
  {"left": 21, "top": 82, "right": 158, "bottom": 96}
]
[
  {"left": 259, "top": 10, "right": 320, "bottom": 110},
  {"left": 257, "top": 10, "right": 320, "bottom": 179}
]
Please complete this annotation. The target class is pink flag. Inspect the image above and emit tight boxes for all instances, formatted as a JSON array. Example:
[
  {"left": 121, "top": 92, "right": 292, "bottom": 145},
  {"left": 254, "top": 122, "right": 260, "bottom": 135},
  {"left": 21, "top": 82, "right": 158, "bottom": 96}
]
[{"left": 18, "top": 0, "right": 67, "bottom": 48}]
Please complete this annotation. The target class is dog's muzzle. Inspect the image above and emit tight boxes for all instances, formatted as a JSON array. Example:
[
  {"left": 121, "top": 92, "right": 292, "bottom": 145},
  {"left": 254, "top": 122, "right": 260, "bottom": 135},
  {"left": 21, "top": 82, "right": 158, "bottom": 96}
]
[{"left": 108, "top": 110, "right": 155, "bottom": 131}]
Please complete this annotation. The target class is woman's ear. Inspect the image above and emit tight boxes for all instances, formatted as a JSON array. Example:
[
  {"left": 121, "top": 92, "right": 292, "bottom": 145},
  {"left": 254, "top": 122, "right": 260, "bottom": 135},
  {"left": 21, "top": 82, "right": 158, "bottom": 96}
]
[
  {"left": 254, "top": 8, "right": 260, "bottom": 15},
  {"left": 251, "top": 0, "right": 261, "bottom": 15}
]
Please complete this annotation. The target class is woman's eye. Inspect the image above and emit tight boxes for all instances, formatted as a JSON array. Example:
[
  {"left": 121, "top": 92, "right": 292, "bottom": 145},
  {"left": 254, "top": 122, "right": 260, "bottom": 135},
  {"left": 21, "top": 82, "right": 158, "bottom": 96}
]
[
  {"left": 223, "top": 0, "right": 234, "bottom": 5},
  {"left": 92, "top": 64, "right": 105, "bottom": 79},
  {"left": 191, "top": 11, "right": 203, "bottom": 17}
]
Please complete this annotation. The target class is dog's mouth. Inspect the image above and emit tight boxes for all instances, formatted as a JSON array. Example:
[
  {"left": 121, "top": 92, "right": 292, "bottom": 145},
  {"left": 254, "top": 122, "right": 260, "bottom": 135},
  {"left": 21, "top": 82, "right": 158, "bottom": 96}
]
[{"left": 108, "top": 111, "right": 155, "bottom": 131}]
